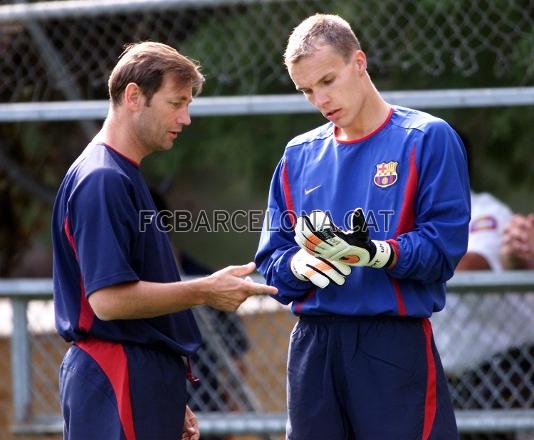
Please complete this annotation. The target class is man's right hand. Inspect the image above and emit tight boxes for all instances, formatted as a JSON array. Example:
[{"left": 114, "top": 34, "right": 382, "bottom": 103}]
[{"left": 204, "top": 262, "right": 277, "bottom": 311}]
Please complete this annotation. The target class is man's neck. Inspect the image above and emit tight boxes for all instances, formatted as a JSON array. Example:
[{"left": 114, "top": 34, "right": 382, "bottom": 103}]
[
  {"left": 93, "top": 114, "right": 146, "bottom": 164},
  {"left": 336, "top": 92, "right": 391, "bottom": 142}
]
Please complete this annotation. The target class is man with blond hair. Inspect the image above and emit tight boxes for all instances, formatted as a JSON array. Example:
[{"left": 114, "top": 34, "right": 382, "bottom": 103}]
[
  {"left": 52, "top": 42, "right": 276, "bottom": 440},
  {"left": 256, "top": 14, "right": 469, "bottom": 439}
]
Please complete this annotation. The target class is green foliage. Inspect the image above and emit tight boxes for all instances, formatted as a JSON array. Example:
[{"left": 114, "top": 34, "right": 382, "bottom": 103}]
[
  {"left": 438, "top": 106, "right": 534, "bottom": 212},
  {"left": 2, "top": 1, "right": 534, "bottom": 270},
  {"left": 142, "top": 113, "right": 324, "bottom": 268},
  {"left": 143, "top": 113, "right": 324, "bottom": 196}
]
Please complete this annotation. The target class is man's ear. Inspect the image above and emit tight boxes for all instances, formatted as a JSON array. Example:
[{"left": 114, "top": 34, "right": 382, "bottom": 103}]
[
  {"left": 124, "top": 82, "right": 142, "bottom": 110},
  {"left": 352, "top": 50, "right": 367, "bottom": 74}
]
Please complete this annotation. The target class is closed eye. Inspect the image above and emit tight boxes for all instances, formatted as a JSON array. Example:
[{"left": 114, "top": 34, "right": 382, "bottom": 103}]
[{"left": 169, "top": 97, "right": 192, "bottom": 109}]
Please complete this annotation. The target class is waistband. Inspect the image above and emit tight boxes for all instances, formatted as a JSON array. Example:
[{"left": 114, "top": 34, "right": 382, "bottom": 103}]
[
  {"left": 74, "top": 337, "right": 199, "bottom": 384},
  {"left": 298, "top": 314, "right": 424, "bottom": 324}
]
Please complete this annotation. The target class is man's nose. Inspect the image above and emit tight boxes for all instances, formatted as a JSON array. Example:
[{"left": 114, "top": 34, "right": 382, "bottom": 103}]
[
  {"left": 314, "top": 92, "right": 330, "bottom": 108},
  {"left": 178, "top": 108, "right": 191, "bottom": 126}
]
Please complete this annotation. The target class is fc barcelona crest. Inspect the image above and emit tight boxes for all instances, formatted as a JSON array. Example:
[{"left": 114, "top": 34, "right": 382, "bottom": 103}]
[{"left": 374, "top": 161, "right": 398, "bottom": 188}]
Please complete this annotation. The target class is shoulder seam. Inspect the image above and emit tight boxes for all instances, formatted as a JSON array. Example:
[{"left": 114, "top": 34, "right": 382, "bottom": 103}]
[{"left": 286, "top": 124, "right": 332, "bottom": 149}]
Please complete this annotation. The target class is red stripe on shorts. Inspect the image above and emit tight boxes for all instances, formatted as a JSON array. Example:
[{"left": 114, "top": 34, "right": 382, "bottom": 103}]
[
  {"left": 77, "top": 338, "right": 137, "bottom": 440},
  {"left": 422, "top": 319, "right": 437, "bottom": 440}
]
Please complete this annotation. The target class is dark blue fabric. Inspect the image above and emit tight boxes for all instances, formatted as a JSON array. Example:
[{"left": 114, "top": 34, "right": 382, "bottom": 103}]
[
  {"left": 125, "top": 344, "right": 187, "bottom": 439},
  {"left": 60, "top": 343, "right": 187, "bottom": 440},
  {"left": 60, "top": 346, "right": 125, "bottom": 440},
  {"left": 286, "top": 316, "right": 458, "bottom": 439},
  {"left": 52, "top": 143, "right": 201, "bottom": 355}
]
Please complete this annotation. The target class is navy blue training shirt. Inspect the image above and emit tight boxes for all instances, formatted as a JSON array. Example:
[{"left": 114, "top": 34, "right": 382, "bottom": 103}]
[{"left": 52, "top": 143, "right": 201, "bottom": 355}]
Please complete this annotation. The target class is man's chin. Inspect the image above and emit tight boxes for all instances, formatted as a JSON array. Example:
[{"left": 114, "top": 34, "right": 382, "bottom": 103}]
[{"left": 158, "top": 141, "right": 175, "bottom": 151}]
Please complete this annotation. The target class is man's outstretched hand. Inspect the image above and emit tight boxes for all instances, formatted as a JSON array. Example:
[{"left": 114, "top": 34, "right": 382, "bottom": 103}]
[{"left": 204, "top": 262, "right": 277, "bottom": 311}]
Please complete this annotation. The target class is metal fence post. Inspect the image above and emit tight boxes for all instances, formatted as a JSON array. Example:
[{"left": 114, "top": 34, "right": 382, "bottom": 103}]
[{"left": 10, "top": 297, "right": 31, "bottom": 423}]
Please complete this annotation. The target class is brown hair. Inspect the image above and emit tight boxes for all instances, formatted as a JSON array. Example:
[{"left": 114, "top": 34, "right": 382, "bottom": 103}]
[
  {"left": 284, "top": 14, "right": 361, "bottom": 66},
  {"left": 108, "top": 41, "right": 205, "bottom": 106}
]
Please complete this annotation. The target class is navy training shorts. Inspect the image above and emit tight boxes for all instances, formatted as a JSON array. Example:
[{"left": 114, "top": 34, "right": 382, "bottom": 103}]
[
  {"left": 286, "top": 315, "right": 458, "bottom": 440},
  {"left": 59, "top": 338, "right": 187, "bottom": 440}
]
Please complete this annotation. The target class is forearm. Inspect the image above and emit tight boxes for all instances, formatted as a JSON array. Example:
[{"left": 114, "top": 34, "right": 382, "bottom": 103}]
[
  {"left": 88, "top": 262, "right": 276, "bottom": 320},
  {"left": 88, "top": 278, "right": 211, "bottom": 320},
  {"left": 387, "top": 232, "right": 462, "bottom": 283}
]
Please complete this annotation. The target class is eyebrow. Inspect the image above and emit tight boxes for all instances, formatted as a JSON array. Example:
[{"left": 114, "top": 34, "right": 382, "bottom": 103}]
[
  {"left": 170, "top": 96, "right": 192, "bottom": 104},
  {"left": 296, "top": 73, "right": 332, "bottom": 92}
]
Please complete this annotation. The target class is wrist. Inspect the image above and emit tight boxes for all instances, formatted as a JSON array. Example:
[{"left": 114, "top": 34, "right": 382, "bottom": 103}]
[
  {"left": 185, "top": 277, "right": 211, "bottom": 306},
  {"left": 290, "top": 250, "right": 309, "bottom": 281},
  {"left": 369, "top": 240, "right": 395, "bottom": 269}
]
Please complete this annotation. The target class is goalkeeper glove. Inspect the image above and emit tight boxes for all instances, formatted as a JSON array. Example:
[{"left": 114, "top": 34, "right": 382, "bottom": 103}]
[
  {"left": 290, "top": 248, "right": 351, "bottom": 289},
  {"left": 294, "top": 209, "right": 395, "bottom": 269}
]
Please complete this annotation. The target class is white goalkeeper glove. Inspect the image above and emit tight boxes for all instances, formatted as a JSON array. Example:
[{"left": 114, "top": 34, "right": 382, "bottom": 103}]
[
  {"left": 290, "top": 249, "right": 351, "bottom": 289},
  {"left": 294, "top": 208, "right": 395, "bottom": 269}
]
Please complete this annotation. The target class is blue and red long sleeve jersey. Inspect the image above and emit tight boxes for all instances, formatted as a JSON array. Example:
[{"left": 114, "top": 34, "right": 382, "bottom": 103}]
[{"left": 255, "top": 106, "right": 470, "bottom": 317}]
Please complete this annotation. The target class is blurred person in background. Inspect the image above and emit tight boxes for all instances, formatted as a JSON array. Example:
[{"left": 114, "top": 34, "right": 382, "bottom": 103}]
[
  {"left": 455, "top": 130, "right": 513, "bottom": 272},
  {"left": 454, "top": 190, "right": 512, "bottom": 271},
  {"left": 501, "top": 214, "right": 534, "bottom": 270}
]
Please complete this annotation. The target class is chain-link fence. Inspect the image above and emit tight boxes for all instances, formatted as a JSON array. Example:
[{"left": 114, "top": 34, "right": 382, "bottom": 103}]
[
  {"left": 1, "top": 1, "right": 534, "bottom": 438},
  {"left": 0, "top": 0, "right": 533, "bottom": 105},
  {"left": 2, "top": 274, "right": 534, "bottom": 439},
  {"left": 433, "top": 292, "right": 534, "bottom": 412}
]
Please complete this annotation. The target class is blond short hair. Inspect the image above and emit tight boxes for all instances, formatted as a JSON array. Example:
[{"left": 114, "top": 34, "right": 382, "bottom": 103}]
[
  {"left": 284, "top": 14, "right": 361, "bottom": 66},
  {"left": 108, "top": 41, "right": 205, "bottom": 105}
]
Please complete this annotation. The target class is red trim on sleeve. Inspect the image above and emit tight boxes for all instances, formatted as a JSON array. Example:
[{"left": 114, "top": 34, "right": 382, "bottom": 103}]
[
  {"left": 64, "top": 216, "right": 95, "bottom": 332},
  {"left": 76, "top": 339, "right": 137, "bottom": 440},
  {"left": 422, "top": 319, "right": 437, "bottom": 440},
  {"left": 387, "top": 144, "right": 419, "bottom": 316},
  {"left": 386, "top": 239, "right": 400, "bottom": 260},
  {"left": 395, "top": 144, "right": 418, "bottom": 236},
  {"left": 294, "top": 287, "right": 316, "bottom": 314},
  {"left": 281, "top": 160, "right": 296, "bottom": 227}
]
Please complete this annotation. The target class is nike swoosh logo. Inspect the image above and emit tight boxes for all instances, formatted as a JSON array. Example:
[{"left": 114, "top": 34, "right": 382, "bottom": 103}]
[{"left": 304, "top": 185, "right": 322, "bottom": 195}]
